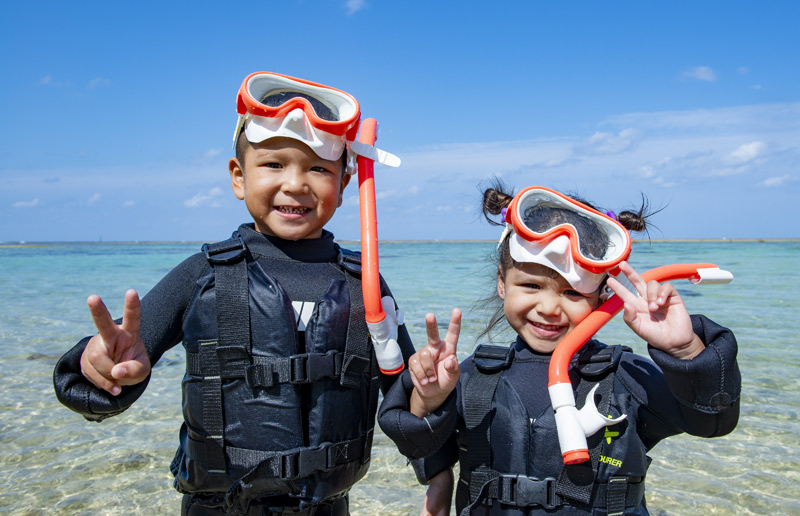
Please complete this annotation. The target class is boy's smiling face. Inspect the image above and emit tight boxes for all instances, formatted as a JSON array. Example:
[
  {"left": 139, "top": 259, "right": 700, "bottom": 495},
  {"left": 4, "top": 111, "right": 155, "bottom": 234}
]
[{"left": 229, "top": 137, "right": 351, "bottom": 240}]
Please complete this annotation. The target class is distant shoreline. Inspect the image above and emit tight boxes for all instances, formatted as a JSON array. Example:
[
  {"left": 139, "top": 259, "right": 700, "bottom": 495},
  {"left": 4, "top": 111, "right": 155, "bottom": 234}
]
[{"left": 1, "top": 238, "right": 799, "bottom": 248}]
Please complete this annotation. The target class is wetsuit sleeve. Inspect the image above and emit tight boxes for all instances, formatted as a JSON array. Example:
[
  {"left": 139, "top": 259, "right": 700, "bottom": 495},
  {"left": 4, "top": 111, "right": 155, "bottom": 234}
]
[
  {"left": 646, "top": 314, "right": 741, "bottom": 436},
  {"left": 619, "top": 314, "right": 740, "bottom": 447},
  {"left": 53, "top": 253, "right": 209, "bottom": 421},
  {"left": 377, "top": 369, "right": 458, "bottom": 459}
]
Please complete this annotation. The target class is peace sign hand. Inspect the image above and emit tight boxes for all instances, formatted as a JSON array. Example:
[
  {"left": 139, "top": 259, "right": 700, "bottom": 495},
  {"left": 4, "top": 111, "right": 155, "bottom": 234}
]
[
  {"left": 80, "top": 289, "right": 151, "bottom": 396},
  {"left": 606, "top": 262, "right": 705, "bottom": 360},
  {"left": 409, "top": 308, "right": 462, "bottom": 418}
]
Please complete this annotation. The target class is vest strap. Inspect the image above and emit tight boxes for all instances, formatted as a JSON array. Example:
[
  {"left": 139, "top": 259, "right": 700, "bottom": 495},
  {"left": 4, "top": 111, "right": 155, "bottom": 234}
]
[
  {"left": 187, "top": 434, "right": 369, "bottom": 477},
  {"left": 458, "top": 471, "right": 644, "bottom": 514},
  {"left": 339, "top": 259, "right": 371, "bottom": 388},
  {"left": 186, "top": 350, "right": 344, "bottom": 387},
  {"left": 463, "top": 345, "right": 513, "bottom": 502}
]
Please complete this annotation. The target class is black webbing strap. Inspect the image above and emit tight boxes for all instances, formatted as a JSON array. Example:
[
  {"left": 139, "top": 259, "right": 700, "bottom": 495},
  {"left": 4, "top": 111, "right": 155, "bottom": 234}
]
[
  {"left": 462, "top": 345, "right": 512, "bottom": 503},
  {"left": 459, "top": 473, "right": 643, "bottom": 515},
  {"left": 605, "top": 476, "right": 629, "bottom": 516},
  {"left": 191, "top": 434, "right": 368, "bottom": 478},
  {"left": 338, "top": 256, "right": 380, "bottom": 463},
  {"left": 203, "top": 236, "right": 251, "bottom": 353},
  {"left": 187, "top": 350, "right": 344, "bottom": 387},
  {"left": 197, "top": 235, "right": 250, "bottom": 475},
  {"left": 199, "top": 340, "right": 226, "bottom": 474},
  {"left": 556, "top": 352, "right": 617, "bottom": 505},
  {"left": 339, "top": 260, "right": 371, "bottom": 389}
]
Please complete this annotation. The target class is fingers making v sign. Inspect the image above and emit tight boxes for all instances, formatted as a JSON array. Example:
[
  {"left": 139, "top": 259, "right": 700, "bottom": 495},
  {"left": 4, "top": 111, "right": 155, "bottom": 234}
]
[{"left": 80, "top": 289, "right": 152, "bottom": 395}]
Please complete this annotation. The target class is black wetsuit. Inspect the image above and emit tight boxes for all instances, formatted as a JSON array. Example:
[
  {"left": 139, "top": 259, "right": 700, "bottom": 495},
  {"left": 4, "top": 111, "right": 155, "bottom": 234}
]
[
  {"left": 54, "top": 223, "right": 416, "bottom": 515},
  {"left": 379, "top": 315, "right": 740, "bottom": 515}
]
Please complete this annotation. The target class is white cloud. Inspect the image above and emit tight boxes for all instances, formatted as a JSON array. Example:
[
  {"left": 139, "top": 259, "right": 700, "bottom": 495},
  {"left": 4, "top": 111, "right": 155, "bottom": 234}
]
[
  {"left": 122, "top": 200, "right": 136, "bottom": 207},
  {"left": 184, "top": 187, "right": 225, "bottom": 208},
  {"left": 345, "top": 0, "right": 366, "bottom": 14},
  {"left": 88, "top": 77, "right": 111, "bottom": 89},
  {"left": 684, "top": 66, "right": 717, "bottom": 82},
  {"left": 603, "top": 102, "right": 800, "bottom": 133},
  {"left": 87, "top": 193, "right": 101, "bottom": 205},
  {"left": 13, "top": 198, "right": 40, "bottom": 208},
  {"left": 376, "top": 189, "right": 397, "bottom": 200},
  {"left": 727, "top": 141, "right": 766, "bottom": 164},
  {"left": 738, "top": 67, "right": 749, "bottom": 75},
  {"left": 759, "top": 175, "right": 791, "bottom": 187},
  {"left": 40, "top": 75, "right": 69, "bottom": 87},
  {"left": 577, "top": 129, "right": 639, "bottom": 155}
]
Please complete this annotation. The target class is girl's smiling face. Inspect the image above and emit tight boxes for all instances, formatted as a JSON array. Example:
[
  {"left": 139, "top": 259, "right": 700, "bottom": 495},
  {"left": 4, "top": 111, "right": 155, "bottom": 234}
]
[{"left": 497, "top": 262, "right": 601, "bottom": 353}]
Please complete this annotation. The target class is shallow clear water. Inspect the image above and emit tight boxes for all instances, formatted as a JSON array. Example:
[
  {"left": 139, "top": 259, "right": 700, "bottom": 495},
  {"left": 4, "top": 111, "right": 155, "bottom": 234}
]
[{"left": 1, "top": 240, "right": 797, "bottom": 515}]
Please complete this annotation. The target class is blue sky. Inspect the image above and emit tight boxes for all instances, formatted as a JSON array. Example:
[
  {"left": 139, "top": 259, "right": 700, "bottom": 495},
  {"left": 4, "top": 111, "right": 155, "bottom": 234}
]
[{"left": 2, "top": 1, "right": 798, "bottom": 242}]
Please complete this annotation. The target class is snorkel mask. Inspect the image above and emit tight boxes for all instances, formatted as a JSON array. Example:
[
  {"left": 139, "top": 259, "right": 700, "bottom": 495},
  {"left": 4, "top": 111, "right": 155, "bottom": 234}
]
[
  {"left": 233, "top": 72, "right": 400, "bottom": 174},
  {"left": 500, "top": 186, "right": 632, "bottom": 293}
]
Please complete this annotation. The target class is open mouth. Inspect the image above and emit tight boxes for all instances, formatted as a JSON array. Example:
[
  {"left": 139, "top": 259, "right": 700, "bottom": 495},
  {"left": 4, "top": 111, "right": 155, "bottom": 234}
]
[
  {"left": 529, "top": 321, "right": 566, "bottom": 337},
  {"left": 275, "top": 206, "right": 311, "bottom": 215}
]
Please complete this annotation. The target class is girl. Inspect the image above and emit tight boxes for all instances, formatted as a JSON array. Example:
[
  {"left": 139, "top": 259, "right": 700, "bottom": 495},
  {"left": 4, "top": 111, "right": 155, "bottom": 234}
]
[{"left": 378, "top": 184, "right": 740, "bottom": 516}]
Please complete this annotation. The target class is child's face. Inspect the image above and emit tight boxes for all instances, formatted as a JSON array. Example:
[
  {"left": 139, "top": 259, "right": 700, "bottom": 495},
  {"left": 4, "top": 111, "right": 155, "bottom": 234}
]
[
  {"left": 497, "top": 262, "right": 601, "bottom": 353},
  {"left": 229, "top": 137, "right": 350, "bottom": 240}
]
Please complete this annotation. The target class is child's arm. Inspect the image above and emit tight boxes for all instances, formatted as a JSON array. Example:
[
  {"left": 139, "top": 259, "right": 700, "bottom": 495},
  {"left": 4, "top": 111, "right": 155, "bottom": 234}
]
[
  {"left": 606, "top": 261, "right": 705, "bottom": 360},
  {"left": 80, "top": 289, "right": 151, "bottom": 396},
  {"left": 420, "top": 467, "right": 454, "bottom": 516},
  {"left": 409, "top": 309, "right": 462, "bottom": 417}
]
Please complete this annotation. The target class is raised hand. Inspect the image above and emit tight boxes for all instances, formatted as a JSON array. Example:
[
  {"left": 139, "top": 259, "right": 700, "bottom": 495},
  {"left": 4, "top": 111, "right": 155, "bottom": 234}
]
[
  {"left": 606, "top": 261, "right": 704, "bottom": 360},
  {"left": 80, "top": 289, "right": 151, "bottom": 395},
  {"left": 409, "top": 308, "right": 461, "bottom": 417}
]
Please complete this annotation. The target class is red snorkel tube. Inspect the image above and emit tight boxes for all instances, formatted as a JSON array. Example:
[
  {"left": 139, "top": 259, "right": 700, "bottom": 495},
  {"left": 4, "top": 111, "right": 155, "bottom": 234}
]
[
  {"left": 548, "top": 263, "right": 734, "bottom": 464},
  {"left": 357, "top": 118, "right": 404, "bottom": 375}
]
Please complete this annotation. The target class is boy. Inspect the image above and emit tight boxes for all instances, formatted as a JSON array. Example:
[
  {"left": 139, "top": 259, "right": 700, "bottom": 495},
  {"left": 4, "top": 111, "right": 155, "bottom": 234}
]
[{"left": 54, "top": 72, "right": 419, "bottom": 516}]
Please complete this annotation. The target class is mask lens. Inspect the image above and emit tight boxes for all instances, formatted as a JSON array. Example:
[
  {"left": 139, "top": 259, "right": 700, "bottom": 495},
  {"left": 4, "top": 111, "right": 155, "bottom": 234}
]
[
  {"left": 259, "top": 90, "right": 339, "bottom": 122},
  {"left": 522, "top": 204, "right": 613, "bottom": 261}
]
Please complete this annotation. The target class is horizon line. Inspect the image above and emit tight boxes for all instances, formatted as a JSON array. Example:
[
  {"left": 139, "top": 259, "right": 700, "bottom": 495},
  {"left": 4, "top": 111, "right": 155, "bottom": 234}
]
[{"left": 2, "top": 238, "right": 799, "bottom": 248}]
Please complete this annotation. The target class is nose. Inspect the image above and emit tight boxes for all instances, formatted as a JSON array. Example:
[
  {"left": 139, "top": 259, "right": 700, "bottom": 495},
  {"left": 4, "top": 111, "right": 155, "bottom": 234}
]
[
  {"left": 281, "top": 166, "right": 309, "bottom": 195},
  {"left": 535, "top": 291, "right": 562, "bottom": 318}
]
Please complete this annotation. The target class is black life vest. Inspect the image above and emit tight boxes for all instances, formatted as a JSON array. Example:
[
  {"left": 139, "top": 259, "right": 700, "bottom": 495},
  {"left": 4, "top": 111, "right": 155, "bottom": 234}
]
[
  {"left": 457, "top": 343, "right": 650, "bottom": 516},
  {"left": 170, "top": 235, "right": 380, "bottom": 514}
]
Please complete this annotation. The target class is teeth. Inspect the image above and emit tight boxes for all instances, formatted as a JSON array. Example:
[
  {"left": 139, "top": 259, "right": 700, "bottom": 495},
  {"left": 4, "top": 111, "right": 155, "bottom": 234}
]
[
  {"left": 277, "top": 206, "right": 308, "bottom": 214},
  {"left": 533, "top": 322, "right": 562, "bottom": 331}
]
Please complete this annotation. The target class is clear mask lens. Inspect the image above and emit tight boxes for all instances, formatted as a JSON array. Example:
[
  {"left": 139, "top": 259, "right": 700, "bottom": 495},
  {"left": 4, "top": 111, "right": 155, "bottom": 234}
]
[
  {"left": 522, "top": 203, "right": 613, "bottom": 261},
  {"left": 259, "top": 90, "right": 340, "bottom": 122}
]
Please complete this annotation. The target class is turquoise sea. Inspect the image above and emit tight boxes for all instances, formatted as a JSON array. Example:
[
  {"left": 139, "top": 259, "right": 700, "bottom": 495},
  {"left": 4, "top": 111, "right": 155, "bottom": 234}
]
[{"left": 1, "top": 240, "right": 798, "bottom": 515}]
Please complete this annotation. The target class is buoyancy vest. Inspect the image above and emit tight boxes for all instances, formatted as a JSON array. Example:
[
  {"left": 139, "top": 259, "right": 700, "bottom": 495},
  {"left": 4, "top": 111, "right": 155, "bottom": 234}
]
[
  {"left": 457, "top": 343, "right": 650, "bottom": 516},
  {"left": 170, "top": 235, "right": 380, "bottom": 515}
]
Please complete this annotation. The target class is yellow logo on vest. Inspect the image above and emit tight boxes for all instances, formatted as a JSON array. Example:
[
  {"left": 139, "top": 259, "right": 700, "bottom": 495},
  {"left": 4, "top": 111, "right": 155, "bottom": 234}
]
[
  {"left": 599, "top": 455, "right": 622, "bottom": 468},
  {"left": 604, "top": 427, "right": 620, "bottom": 444}
]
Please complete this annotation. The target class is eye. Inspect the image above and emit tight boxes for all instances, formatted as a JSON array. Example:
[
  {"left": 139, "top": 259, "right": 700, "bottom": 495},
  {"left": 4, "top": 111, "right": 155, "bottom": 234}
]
[
  {"left": 310, "top": 165, "right": 335, "bottom": 174},
  {"left": 261, "top": 161, "right": 282, "bottom": 169},
  {"left": 523, "top": 283, "right": 541, "bottom": 290},
  {"left": 564, "top": 289, "right": 587, "bottom": 298}
]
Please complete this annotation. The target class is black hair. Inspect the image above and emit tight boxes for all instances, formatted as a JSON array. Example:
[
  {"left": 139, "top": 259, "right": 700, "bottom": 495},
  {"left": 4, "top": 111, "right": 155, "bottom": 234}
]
[{"left": 475, "top": 177, "right": 657, "bottom": 342}]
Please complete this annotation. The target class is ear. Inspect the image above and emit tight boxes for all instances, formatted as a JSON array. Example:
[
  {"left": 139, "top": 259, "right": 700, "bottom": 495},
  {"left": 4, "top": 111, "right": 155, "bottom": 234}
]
[
  {"left": 337, "top": 172, "right": 352, "bottom": 207},
  {"left": 229, "top": 158, "right": 245, "bottom": 200},
  {"left": 496, "top": 266, "right": 506, "bottom": 300}
]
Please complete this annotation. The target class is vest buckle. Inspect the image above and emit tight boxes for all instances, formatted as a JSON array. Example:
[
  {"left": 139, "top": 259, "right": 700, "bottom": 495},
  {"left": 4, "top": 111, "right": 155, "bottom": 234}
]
[
  {"left": 295, "top": 442, "right": 333, "bottom": 478},
  {"left": 501, "top": 475, "right": 559, "bottom": 509},
  {"left": 203, "top": 236, "right": 247, "bottom": 265}
]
